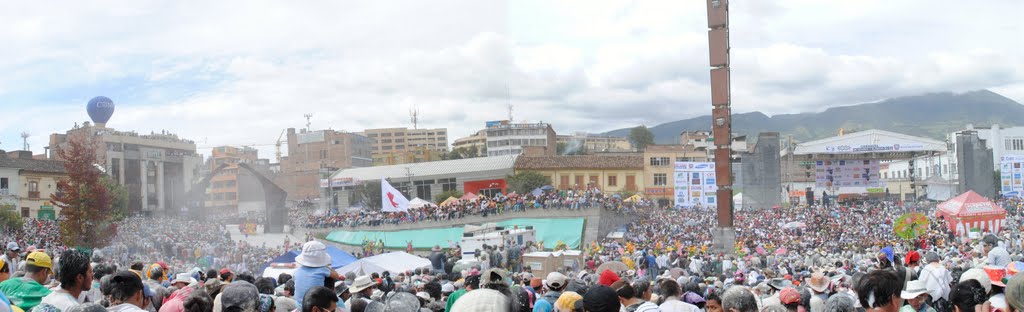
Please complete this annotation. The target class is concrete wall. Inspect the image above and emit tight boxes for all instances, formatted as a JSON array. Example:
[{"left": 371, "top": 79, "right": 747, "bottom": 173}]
[
  {"left": 957, "top": 131, "right": 996, "bottom": 197},
  {"left": 738, "top": 133, "right": 782, "bottom": 210},
  {"left": 310, "top": 207, "right": 633, "bottom": 247}
]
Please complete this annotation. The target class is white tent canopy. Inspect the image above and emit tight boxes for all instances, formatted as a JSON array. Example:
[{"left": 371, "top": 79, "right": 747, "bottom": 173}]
[
  {"left": 336, "top": 252, "right": 432, "bottom": 276},
  {"left": 733, "top": 193, "right": 743, "bottom": 210},
  {"left": 793, "top": 129, "right": 946, "bottom": 155},
  {"left": 409, "top": 198, "right": 434, "bottom": 210}
]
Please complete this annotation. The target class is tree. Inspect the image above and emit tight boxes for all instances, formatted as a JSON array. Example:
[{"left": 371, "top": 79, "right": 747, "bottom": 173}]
[
  {"left": 51, "top": 133, "right": 116, "bottom": 248},
  {"left": 506, "top": 171, "right": 552, "bottom": 195},
  {"left": 350, "top": 180, "right": 382, "bottom": 211},
  {"left": 0, "top": 204, "right": 23, "bottom": 231},
  {"left": 434, "top": 189, "right": 464, "bottom": 204},
  {"left": 102, "top": 176, "right": 129, "bottom": 221},
  {"left": 629, "top": 126, "right": 656, "bottom": 151}
]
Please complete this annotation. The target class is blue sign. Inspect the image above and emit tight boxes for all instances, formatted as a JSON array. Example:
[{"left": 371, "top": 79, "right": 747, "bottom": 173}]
[{"left": 87, "top": 96, "right": 115, "bottom": 124}]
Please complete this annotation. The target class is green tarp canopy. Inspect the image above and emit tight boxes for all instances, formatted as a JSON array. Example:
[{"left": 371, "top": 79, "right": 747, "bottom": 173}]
[{"left": 325, "top": 218, "right": 585, "bottom": 249}]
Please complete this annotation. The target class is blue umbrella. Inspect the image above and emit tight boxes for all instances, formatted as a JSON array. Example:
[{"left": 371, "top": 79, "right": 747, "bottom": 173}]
[
  {"left": 541, "top": 185, "right": 555, "bottom": 190},
  {"left": 612, "top": 194, "right": 622, "bottom": 199},
  {"left": 531, "top": 188, "right": 543, "bottom": 197}
]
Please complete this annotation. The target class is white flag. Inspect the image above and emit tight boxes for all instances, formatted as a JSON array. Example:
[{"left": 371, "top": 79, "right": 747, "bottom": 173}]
[{"left": 381, "top": 178, "right": 410, "bottom": 212}]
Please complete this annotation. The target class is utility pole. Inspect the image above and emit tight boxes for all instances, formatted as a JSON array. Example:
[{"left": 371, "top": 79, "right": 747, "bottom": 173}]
[
  {"left": 707, "top": 0, "right": 734, "bottom": 254},
  {"left": 405, "top": 167, "right": 414, "bottom": 198}
]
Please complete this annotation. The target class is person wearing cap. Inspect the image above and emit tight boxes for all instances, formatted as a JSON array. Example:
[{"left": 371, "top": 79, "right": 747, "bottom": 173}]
[
  {"left": 41, "top": 250, "right": 92, "bottom": 312},
  {"left": 985, "top": 235, "right": 1012, "bottom": 267},
  {"left": 582, "top": 286, "right": 621, "bottom": 312},
  {"left": 445, "top": 274, "right": 479, "bottom": 312},
  {"left": 291, "top": 241, "right": 341, "bottom": 309},
  {"left": 107, "top": 271, "right": 154, "bottom": 312},
  {"left": 220, "top": 269, "right": 235, "bottom": 283},
  {"left": 779, "top": 287, "right": 801, "bottom": 312},
  {"left": 144, "top": 263, "right": 171, "bottom": 312},
  {"left": 0, "top": 251, "right": 53, "bottom": 310},
  {"left": 218, "top": 281, "right": 260, "bottom": 312},
  {"left": 899, "top": 280, "right": 936, "bottom": 312},
  {"left": 159, "top": 273, "right": 200, "bottom": 312},
  {"left": 807, "top": 273, "right": 830, "bottom": 312},
  {"left": 534, "top": 272, "right": 568, "bottom": 312},
  {"left": 918, "top": 252, "right": 952, "bottom": 310},
  {"left": 0, "top": 243, "right": 19, "bottom": 277}
]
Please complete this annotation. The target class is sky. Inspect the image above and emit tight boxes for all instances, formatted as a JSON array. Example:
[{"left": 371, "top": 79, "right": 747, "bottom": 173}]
[{"left": 1, "top": 0, "right": 1023, "bottom": 160}]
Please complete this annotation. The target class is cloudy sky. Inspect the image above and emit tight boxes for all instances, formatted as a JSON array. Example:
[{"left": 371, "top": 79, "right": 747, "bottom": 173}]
[{"left": 1, "top": 0, "right": 1023, "bottom": 159}]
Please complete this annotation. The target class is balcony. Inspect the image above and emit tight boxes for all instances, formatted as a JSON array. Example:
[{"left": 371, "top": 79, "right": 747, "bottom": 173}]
[{"left": 28, "top": 191, "right": 40, "bottom": 199}]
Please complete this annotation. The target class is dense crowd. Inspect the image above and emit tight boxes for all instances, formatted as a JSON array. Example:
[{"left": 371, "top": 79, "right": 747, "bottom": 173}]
[
  {"left": 6, "top": 192, "right": 1024, "bottom": 312},
  {"left": 301, "top": 189, "right": 654, "bottom": 229}
]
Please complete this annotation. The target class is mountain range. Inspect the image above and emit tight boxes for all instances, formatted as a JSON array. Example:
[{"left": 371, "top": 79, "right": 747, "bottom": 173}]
[{"left": 603, "top": 90, "right": 1024, "bottom": 144}]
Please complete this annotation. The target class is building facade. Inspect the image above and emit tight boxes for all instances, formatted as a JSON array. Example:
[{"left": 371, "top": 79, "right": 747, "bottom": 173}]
[
  {"left": 0, "top": 150, "right": 69, "bottom": 219},
  {"left": 48, "top": 123, "right": 202, "bottom": 216},
  {"left": 204, "top": 146, "right": 259, "bottom": 211},
  {"left": 513, "top": 155, "right": 644, "bottom": 193},
  {"left": 485, "top": 122, "right": 556, "bottom": 157},
  {"left": 359, "top": 127, "right": 448, "bottom": 165},
  {"left": 556, "top": 132, "right": 632, "bottom": 154},
  {"left": 277, "top": 128, "right": 374, "bottom": 201},
  {"left": 452, "top": 130, "right": 487, "bottom": 152},
  {"left": 642, "top": 145, "right": 710, "bottom": 201}
]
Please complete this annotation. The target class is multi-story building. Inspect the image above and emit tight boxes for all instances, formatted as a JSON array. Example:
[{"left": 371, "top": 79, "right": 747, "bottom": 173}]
[
  {"left": 556, "top": 132, "right": 632, "bottom": 154},
  {"left": 359, "top": 127, "right": 448, "bottom": 165},
  {"left": 204, "top": 146, "right": 259, "bottom": 211},
  {"left": 452, "top": 130, "right": 487, "bottom": 153},
  {"left": 642, "top": 145, "right": 710, "bottom": 203},
  {"left": 276, "top": 128, "right": 373, "bottom": 201},
  {"left": 680, "top": 130, "right": 748, "bottom": 159},
  {"left": 0, "top": 150, "right": 69, "bottom": 219},
  {"left": 485, "top": 122, "right": 556, "bottom": 157},
  {"left": 48, "top": 122, "right": 202, "bottom": 216},
  {"left": 514, "top": 154, "right": 644, "bottom": 193}
]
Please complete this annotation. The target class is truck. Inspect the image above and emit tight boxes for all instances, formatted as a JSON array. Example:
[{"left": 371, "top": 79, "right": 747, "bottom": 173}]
[{"left": 460, "top": 223, "right": 536, "bottom": 262}]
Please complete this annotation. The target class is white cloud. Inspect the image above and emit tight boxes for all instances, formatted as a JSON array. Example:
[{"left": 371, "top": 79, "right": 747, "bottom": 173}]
[{"left": 2, "top": 0, "right": 1024, "bottom": 157}]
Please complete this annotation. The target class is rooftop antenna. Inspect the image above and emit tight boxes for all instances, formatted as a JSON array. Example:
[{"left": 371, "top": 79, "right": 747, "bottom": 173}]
[
  {"left": 410, "top": 105, "right": 420, "bottom": 130},
  {"left": 507, "top": 103, "right": 514, "bottom": 122},
  {"left": 304, "top": 113, "right": 313, "bottom": 131},
  {"left": 20, "top": 132, "right": 30, "bottom": 151}
]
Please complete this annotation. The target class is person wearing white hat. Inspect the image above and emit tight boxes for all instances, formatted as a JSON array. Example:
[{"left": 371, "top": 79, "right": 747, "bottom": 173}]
[
  {"left": 0, "top": 243, "right": 20, "bottom": 276},
  {"left": 900, "top": 280, "right": 936, "bottom": 312},
  {"left": 292, "top": 241, "right": 341, "bottom": 309},
  {"left": 345, "top": 275, "right": 377, "bottom": 308}
]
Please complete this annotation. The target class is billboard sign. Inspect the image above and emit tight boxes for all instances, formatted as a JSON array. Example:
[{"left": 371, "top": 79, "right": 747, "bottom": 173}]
[
  {"left": 814, "top": 159, "right": 884, "bottom": 188},
  {"left": 674, "top": 162, "right": 717, "bottom": 208},
  {"left": 1000, "top": 155, "right": 1024, "bottom": 196}
]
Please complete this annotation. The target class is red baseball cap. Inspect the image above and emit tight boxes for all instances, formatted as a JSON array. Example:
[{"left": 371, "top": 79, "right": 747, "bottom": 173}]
[
  {"left": 220, "top": 268, "right": 232, "bottom": 275},
  {"left": 905, "top": 251, "right": 921, "bottom": 265}
]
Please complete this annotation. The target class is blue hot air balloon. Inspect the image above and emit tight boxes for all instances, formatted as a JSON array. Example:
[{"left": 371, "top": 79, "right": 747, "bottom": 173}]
[{"left": 87, "top": 96, "right": 115, "bottom": 125}]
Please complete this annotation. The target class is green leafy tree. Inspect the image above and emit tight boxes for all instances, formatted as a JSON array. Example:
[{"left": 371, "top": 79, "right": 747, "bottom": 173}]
[
  {"left": 102, "top": 176, "right": 129, "bottom": 221},
  {"left": 0, "top": 204, "right": 23, "bottom": 231},
  {"left": 350, "top": 180, "right": 383, "bottom": 211},
  {"left": 506, "top": 171, "right": 552, "bottom": 195},
  {"left": 51, "top": 133, "right": 116, "bottom": 248},
  {"left": 629, "top": 126, "right": 656, "bottom": 151},
  {"left": 434, "top": 189, "right": 464, "bottom": 204}
]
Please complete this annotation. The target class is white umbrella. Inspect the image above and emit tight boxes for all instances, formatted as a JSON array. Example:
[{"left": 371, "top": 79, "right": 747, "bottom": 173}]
[
  {"left": 782, "top": 221, "right": 806, "bottom": 229},
  {"left": 408, "top": 198, "right": 433, "bottom": 210}
]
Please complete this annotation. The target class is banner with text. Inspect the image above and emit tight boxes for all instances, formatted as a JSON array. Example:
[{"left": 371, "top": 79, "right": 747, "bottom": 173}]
[
  {"left": 814, "top": 159, "right": 884, "bottom": 188},
  {"left": 1000, "top": 155, "right": 1024, "bottom": 197},
  {"left": 674, "top": 162, "right": 718, "bottom": 208}
]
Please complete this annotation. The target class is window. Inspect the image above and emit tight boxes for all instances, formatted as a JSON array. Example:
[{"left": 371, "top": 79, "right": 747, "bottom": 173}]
[
  {"left": 382, "top": 133, "right": 392, "bottom": 137},
  {"left": 382, "top": 139, "right": 392, "bottom": 143},
  {"left": 226, "top": 192, "right": 237, "bottom": 200},
  {"left": 608, "top": 175, "right": 618, "bottom": 186},
  {"left": 226, "top": 180, "right": 237, "bottom": 187},
  {"left": 416, "top": 184, "right": 431, "bottom": 200},
  {"left": 22, "top": 207, "right": 29, "bottom": 218},
  {"left": 320, "top": 150, "right": 327, "bottom": 159},
  {"left": 395, "top": 132, "right": 405, "bottom": 137},
  {"left": 650, "top": 157, "right": 671, "bottom": 166},
  {"left": 395, "top": 139, "right": 405, "bottom": 143},
  {"left": 560, "top": 175, "right": 570, "bottom": 189},
  {"left": 384, "top": 146, "right": 393, "bottom": 150},
  {"left": 653, "top": 174, "right": 667, "bottom": 186},
  {"left": 676, "top": 157, "right": 692, "bottom": 162},
  {"left": 368, "top": 133, "right": 378, "bottom": 138},
  {"left": 0, "top": 177, "right": 7, "bottom": 190},
  {"left": 29, "top": 181, "right": 39, "bottom": 192},
  {"left": 590, "top": 175, "right": 598, "bottom": 185},
  {"left": 575, "top": 175, "right": 584, "bottom": 187},
  {"left": 883, "top": 172, "right": 888, "bottom": 179},
  {"left": 439, "top": 178, "right": 457, "bottom": 192}
]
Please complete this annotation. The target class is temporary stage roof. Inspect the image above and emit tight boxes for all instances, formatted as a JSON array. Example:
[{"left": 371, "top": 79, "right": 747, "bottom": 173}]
[
  {"left": 335, "top": 251, "right": 432, "bottom": 276},
  {"left": 793, "top": 129, "right": 946, "bottom": 156}
]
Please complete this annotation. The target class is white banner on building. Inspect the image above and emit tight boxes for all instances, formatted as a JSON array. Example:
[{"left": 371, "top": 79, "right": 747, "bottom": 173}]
[
  {"left": 823, "top": 143, "right": 927, "bottom": 153},
  {"left": 814, "top": 159, "right": 884, "bottom": 188},
  {"left": 1000, "top": 155, "right": 1024, "bottom": 197},
  {"left": 674, "top": 162, "right": 717, "bottom": 208}
]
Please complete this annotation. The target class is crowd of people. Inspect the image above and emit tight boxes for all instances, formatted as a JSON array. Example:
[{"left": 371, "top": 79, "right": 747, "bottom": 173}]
[
  {"left": 7, "top": 190, "right": 1024, "bottom": 312},
  {"left": 300, "top": 189, "right": 654, "bottom": 229}
]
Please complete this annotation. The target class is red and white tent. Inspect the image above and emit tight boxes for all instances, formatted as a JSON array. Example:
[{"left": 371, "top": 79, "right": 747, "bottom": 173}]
[{"left": 935, "top": 190, "right": 1007, "bottom": 235}]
